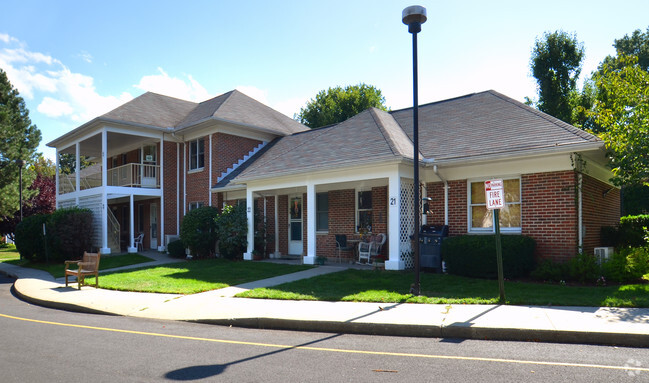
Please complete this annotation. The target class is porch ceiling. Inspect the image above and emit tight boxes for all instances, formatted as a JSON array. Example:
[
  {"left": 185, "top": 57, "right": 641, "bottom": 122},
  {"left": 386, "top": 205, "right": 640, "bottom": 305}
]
[
  {"left": 58, "top": 132, "right": 159, "bottom": 158},
  {"left": 251, "top": 178, "right": 389, "bottom": 196}
]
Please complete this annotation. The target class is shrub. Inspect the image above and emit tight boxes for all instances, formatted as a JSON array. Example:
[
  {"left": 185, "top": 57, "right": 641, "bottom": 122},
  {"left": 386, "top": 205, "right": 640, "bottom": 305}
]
[
  {"left": 567, "top": 253, "right": 599, "bottom": 284},
  {"left": 15, "top": 214, "right": 48, "bottom": 261},
  {"left": 215, "top": 204, "right": 247, "bottom": 260},
  {"left": 167, "top": 239, "right": 186, "bottom": 259},
  {"left": 47, "top": 207, "right": 94, "bottom": 262},
  {"left": 602, "top": 246, "right": 649, "bottom": 284},
  {"left": 619, "top": 214, "right": 649, "bottom": 247},
  {"left": 530, "top": 259, "right": 570, "bottom": 282},
  {"left": 442, "top": 235, "right": 536, "bottom": 279},
  {"left": 180, "top": 206, "right": 219, "bottom": 258}
]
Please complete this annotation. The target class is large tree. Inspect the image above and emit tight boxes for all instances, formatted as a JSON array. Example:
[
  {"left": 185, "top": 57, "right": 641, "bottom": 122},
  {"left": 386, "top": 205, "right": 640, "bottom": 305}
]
[
  {"left": 0, "top": 68, "right": 41, "bottom": 217},
  {"left": 530, "top": 31, "right": 585, "bottom": 124},
  {"left": 297, "top": 83, "right": 388, "bottom": 128},
  {"left": 601, "top": 26, "right": 649, "bottom": 71},
  {"left": 590, "top": 55, "right": 649, "bottom": 187}
]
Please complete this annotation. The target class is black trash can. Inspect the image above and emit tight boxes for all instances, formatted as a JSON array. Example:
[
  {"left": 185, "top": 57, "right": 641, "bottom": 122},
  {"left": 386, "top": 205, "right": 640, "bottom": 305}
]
[{"left": 419, "top": 225, "right": 448, "bottom": 273}]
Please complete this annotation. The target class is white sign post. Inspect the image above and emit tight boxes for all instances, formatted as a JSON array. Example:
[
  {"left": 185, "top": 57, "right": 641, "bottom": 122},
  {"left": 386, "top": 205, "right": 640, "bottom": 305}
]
[{"left": 485, "top": 179, "right": 506, "bottom": 302}]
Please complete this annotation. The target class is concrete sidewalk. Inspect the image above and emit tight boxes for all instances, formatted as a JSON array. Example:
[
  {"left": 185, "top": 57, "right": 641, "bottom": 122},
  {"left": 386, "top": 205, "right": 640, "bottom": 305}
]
[{"left": 1, "top": 256, "right": 649, "bottom": 347}]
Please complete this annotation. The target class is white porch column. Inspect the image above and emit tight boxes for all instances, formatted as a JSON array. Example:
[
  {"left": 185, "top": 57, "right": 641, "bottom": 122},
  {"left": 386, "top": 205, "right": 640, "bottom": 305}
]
[
  {"left": 100, "top": 129, "right": 111, "bottom": 254},
  {"left": 386, "top": 174, "right": 404, "bottom": 270},
  {"left": 304, "top": 183, "right": 316, "bottom": 265},
  {"left": 75, "top": 143, "right": 80, "bottom": 192},
  {"left": 243, "top": 188, "right": 254, "bottom": 260},
  {"left": 176, "top": 143, "right": 180, "bottom": 235},
  {"left": 128, "top": 194, "right": 136, "bottom": 253},
  {"left": 208, "top": 134, "right": 213, "bottom": 206},
  {"left": 55, "top": 149, "right": 60, "bottom": 207},
  {"left": 158, "top": 135, "right": 165, "bottom": 252},
  {"left": 274, "top": 195, "right": 280, "bottom": 257}
]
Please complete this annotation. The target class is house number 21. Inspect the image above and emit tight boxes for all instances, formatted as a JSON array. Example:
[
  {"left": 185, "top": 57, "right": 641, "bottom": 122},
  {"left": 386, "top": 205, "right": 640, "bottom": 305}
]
[{"left": 390, "top": 197, "right": 397, "bottom": 206}]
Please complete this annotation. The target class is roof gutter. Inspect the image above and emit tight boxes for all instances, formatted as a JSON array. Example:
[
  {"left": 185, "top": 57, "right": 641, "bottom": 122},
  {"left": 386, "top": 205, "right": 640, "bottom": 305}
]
[{"left": 175, "top": 115, "right": 304, "bottom": 137}]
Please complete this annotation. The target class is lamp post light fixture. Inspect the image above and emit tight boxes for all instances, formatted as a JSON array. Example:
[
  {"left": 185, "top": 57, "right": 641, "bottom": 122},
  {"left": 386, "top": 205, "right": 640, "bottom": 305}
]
[
  {"left": 16, "top": 159, "right": 26, "bottom": 221},
  {"left": 402, "top": 5, "right": 426, "bottom": 296}
]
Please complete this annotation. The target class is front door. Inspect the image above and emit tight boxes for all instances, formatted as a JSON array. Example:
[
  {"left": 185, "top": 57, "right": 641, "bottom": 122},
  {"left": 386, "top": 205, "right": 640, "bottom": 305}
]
[
  {"left": 288, "top": 195, "right": 302, "bottom": 255},
  {"left": 150, "top": 203, "right": 158, "bottom": 249}
]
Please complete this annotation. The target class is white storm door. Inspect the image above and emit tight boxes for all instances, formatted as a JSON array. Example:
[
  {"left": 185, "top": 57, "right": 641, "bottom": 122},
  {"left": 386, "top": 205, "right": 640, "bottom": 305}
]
[{"left": 288, "top": 195, "right": 303, "bottom": 255}]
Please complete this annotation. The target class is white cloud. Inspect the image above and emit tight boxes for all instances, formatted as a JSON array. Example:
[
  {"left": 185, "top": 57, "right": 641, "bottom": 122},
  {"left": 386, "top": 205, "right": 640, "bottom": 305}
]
[
  {"left": 0, "top": 33, "right": 18, "bottom": 44},
  {"left": 78, "top": 51, "right": 93, "bottom": 63},
  {"left": 235, "top": 85, "right": 269, "bottom": 104},
  {"left": 37, "top": 96, "right": 74, "bottom": 117},
  {"left": 134, "top": 67, "right": 211, "bottom": 102}
]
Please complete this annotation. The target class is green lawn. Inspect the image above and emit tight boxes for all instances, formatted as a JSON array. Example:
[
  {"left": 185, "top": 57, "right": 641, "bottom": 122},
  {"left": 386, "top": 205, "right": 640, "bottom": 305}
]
[
  {"left": 1, "top": 251, "right": 154, "bottom": 278},
  {"left": 236, "top": 268, "right": 649, "bottom": 308},
  {"left": 98, "top": 259, "right": 314, "bottom": 294}
]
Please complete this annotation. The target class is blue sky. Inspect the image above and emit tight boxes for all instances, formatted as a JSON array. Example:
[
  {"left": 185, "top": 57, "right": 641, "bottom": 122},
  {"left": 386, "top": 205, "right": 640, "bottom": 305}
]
[{"left": 1, "top": 0, "right": 648, "bottom": 160}]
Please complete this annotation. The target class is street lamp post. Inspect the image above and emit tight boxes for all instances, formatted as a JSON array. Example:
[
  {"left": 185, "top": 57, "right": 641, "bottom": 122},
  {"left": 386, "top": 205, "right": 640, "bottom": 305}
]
[
  {"left": 402, "top": 5, "right": 426, "bottom": 296},
  {"left": 16, "top": 159, "right": 26, "bottom": 221}
]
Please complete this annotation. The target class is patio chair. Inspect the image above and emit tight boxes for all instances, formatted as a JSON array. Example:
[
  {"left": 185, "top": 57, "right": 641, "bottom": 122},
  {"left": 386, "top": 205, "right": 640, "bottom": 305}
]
[
  {"left": 335, "top": 235, "right": 354, "bottom": 263},
  {"left": 65, "top": 251, "right": 101, "bottom": 290},
  {"left": 134, "top": 232, "right": 144, "bottom": 252},
  {"left": 358, "top": 241, "right": 374, "bottom": 264},
  {"left": 370, "top": 233, "right": 387, "bottom": 258}
]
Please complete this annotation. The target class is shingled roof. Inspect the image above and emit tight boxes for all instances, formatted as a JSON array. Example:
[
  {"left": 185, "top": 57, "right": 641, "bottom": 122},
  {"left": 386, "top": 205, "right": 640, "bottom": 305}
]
[
  {"left": 391, "top": 90, "right": 601, "bottom": 162},
  {"left": 101, "top": 92, "right": 197, "bottom": 128},
  {"left": 177, "top": 89, "right": 308, "bottom": 135},
  {"left": 232, "top": 90, "right": 603, "bottom": 183}
]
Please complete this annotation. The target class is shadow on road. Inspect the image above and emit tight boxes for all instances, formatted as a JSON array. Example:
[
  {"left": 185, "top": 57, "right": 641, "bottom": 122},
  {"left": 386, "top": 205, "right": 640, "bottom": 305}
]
[{"left": 164, "top": 333, "right": 342, "bottom": 380}]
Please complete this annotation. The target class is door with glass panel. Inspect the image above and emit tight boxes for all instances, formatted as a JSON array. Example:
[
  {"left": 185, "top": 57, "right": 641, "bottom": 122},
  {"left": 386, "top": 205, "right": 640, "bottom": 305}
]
[{"left": 288, "top": 195, "right": 303, "bottom": 255}]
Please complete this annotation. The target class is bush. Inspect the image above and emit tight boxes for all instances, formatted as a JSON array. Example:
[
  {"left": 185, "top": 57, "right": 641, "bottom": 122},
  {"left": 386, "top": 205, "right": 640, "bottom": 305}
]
[
  {"left": 568, "top": 253, "right": 599, "bottom": 284},
  {"left": 167, "top": 239, "right": 186, "bottom": 259},
  {"left": 602, "top": 214, "right": 649, "bottom": 248},
  {"left": 530, "top": 259, "right": 570, "bottom": 282},
  {"left": 442, "top": 235, "right": 536, "bottom": 279},
  {"left": 215, "top": 204, "right": 247, "bottom": 260},
  {"left": 47, "top": 207, "right": 94, "bottom": 262},
  {"left": 15, "top": 214, "right": 48, "bottom": 261},
  {"left": 602, "top": 247, "right": 649, "bottom": 284},
  {"left": 180, "top": 206, "right": 219, "bottom": 258}
]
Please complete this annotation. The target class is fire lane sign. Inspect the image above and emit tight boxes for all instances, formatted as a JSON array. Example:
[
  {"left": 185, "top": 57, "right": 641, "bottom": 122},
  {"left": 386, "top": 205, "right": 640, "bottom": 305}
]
[{"left": 485, "top": 179, "right": 504, "bottom": 210}]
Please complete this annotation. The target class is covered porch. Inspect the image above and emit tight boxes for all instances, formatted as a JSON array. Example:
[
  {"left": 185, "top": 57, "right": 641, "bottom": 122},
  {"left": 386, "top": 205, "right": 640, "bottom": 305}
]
[
  {"left": 239, "top": 163, "right": 420, "bottom": 271},
  {"left": 52, "top": 126, "right": 168, "bottom": 254}
]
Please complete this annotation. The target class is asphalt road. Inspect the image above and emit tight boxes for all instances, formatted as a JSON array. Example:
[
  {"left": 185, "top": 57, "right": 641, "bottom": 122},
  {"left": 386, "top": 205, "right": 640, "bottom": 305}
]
[{"left": 1, "top": 274, "right": 648, "bottom": 382}]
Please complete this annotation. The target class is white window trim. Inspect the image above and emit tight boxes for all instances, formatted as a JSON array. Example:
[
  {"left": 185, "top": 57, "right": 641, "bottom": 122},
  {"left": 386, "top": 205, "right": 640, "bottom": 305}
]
[
  {"left": 316, "top": 192, "right": 328, "bottom": 233},
  {"left": 188, "top": 202, "right": 204, "bottom": 211},
  {"left": 467, "top": 176, "right": 522, "bottom": 234},
  {"left": 188, "top": 138, "right": 205, "bottom": 171},
  {"left": 355, "top": 188, "right": 373, "bottom": 233}
]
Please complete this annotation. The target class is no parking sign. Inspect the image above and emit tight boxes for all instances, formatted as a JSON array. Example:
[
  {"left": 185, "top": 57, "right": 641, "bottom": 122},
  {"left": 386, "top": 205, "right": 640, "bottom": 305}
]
[{"left": 484, "top": 179, "right": 504, "bottom": 210}]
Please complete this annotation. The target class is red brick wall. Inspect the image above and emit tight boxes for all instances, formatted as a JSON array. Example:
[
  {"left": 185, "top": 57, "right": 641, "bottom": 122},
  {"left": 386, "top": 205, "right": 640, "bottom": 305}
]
[
  {"left": 581, "top": 174, "right": 620, "bottom": 254},
  {"left": 185, "top": 137, "right": 210, "bottom": 211},
  {"left": 278, "top": 195, "right": 288, "bottom": 255},
  {"left": 522, "top": 171, "right": 578, "bottom": 262},
  {"left": 163, "top": 141, "right": 179, "bottom": 237},
  {"left": 213, "top": 133, "right": 262, "bottom": 181}
]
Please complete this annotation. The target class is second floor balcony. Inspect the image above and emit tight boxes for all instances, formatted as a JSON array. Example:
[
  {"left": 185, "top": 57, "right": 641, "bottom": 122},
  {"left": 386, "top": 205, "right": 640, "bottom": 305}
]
[{"left": 59, "top": 163, "right": 161, "bottom": 195}]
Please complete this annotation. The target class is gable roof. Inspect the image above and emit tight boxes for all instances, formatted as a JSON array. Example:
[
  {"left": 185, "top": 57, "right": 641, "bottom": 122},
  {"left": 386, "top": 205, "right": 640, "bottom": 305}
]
[
  {"left": 233, "top": 108, "right": 409, "bottom": 181},
  {"left": 47, "top": 90, "right": 307, "bottom": 149},
  {"left": 233, "top": 90, "right": 603, "bottom": 183},
  {"left": 101, "top": 92, "right": 198, "bottom": 128},
  {"left": 390, "top": 90, "right": 601, "bottom": 162},
  {"left": 177, "top": 89, "right": 308, "bottom": 135}
]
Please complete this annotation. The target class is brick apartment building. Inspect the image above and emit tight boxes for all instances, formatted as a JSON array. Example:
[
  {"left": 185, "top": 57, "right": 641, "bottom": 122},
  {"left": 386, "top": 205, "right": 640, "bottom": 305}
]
[{"left": 47, "top": 89, "right": 619, "bottom": 270}]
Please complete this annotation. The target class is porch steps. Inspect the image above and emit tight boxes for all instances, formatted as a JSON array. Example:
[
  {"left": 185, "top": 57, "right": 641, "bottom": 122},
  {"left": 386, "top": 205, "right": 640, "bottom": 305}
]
[{"left": 216, "top": 141, "right": 267, "bottom": 183}]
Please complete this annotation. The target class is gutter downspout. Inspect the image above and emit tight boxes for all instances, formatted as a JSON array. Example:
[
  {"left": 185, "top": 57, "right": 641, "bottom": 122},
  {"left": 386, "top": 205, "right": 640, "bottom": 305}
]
[{"left": 578, "top": 173, "right": 583, "bottom": 251}]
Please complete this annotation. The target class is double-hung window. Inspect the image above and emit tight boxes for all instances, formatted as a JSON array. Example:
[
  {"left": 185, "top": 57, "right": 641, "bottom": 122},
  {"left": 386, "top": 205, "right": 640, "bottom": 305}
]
[
  {"left": 469, "top": 178, "right": 521, "bottom": 233},
  {"left": 316, "top": 192, "right": 328, "bottom": 232},
  {"left": 189, "top": 138, "right": 205, "bottom": 170},
  {"left": 356, "top": 190, "right": 372, "bottom": 232}
]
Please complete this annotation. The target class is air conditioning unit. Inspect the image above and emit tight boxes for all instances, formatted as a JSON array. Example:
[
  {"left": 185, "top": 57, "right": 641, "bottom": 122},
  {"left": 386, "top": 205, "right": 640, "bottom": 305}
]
[{"left": 594, "top": 247, "right": 614, "bottom": 264}]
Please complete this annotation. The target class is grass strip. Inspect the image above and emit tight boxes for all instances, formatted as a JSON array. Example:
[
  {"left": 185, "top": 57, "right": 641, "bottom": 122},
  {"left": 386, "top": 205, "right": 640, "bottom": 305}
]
[
  {"left": 237, "top": 268, "right": 649, "bottom": 308},
  {"left": 3, "top": 252, "right": 154, "bottom": 278},
  {"left": 98, "top": 259, "right": 313, "bottom": 294}
]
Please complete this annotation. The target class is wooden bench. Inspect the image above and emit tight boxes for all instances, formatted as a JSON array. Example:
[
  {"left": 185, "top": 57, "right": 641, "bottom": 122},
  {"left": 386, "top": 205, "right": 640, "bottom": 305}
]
[{"left": 65, "top": 251, "right": 101, "bottom": 289}]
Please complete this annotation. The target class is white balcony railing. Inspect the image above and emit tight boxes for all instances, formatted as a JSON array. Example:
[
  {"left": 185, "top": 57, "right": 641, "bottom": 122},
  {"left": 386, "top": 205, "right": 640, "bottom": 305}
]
[
  {"left": 58, "top": 163, "right": 160, "bottom": 194},
  {"left": 108, "top": 163, "right": 160, "bottom": 188}
]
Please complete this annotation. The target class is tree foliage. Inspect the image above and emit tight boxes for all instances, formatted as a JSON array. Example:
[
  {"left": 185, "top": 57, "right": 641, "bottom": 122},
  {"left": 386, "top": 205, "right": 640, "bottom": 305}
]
[
  {"left": 0, "top": 68, "right": 41, "bottom": 217},
  {"left": 530, "top": 31, "right": 585, "bottom": 124},
  {"left": 601, "top": 26, "right": 649, "bottom": 71},
  {"left": 180, "top": 206, "right": 219, "bottom": 258},
  {"left": 297, "top": 83, "right": 388, "bottom": 128},
  {"left": 0, "top": 156, "right": 56, "bottom": 239},
  {"left": 590, "top": 55, "right": 649, "bottom": 186},
  {"left": 215, "top": 203, "right": 247, "bottom": 260}
]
